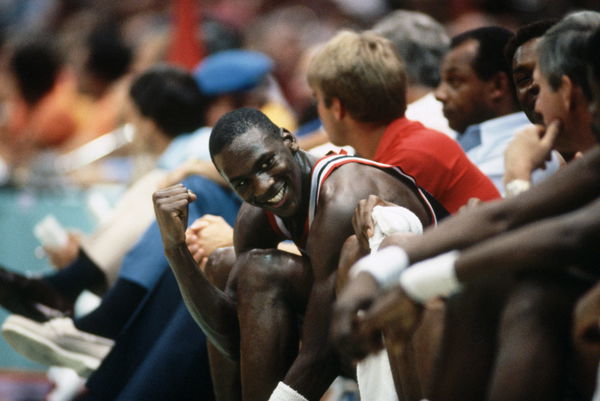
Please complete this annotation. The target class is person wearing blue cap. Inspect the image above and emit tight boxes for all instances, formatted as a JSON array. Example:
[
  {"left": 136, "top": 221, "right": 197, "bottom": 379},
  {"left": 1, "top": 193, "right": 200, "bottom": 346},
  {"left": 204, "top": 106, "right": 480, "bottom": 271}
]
[
  {"left": 194, "top": 49, "right": 274, "bottom": 95},
  {"left": 194, "top": 49, "right": 298, "bottom": 132}
]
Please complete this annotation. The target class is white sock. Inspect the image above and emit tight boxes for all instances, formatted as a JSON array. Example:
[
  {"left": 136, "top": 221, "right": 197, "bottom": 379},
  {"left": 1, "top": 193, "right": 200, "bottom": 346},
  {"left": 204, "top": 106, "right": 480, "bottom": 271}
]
[{"left": 268, "top": 382, "right": 308, "bottom": 401}]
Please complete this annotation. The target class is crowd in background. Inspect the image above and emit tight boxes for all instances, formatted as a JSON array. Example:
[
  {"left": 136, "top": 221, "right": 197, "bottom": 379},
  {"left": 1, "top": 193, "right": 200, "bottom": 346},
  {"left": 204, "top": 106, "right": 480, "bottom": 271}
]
[
  {"left": 0, "top": 1, "right": 599, "bottom": 401},
  {"left": 0, "top": 0, "right": 597, "bottom": 190}
]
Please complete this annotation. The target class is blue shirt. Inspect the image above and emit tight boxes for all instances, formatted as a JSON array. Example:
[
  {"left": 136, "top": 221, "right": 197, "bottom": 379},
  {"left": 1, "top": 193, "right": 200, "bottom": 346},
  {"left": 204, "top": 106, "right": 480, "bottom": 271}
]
[
  {"left": 157, "top": 127, "right": 212, "bottom": 170},
  {"left": 458, "top": 112, "right": 560, "bottom": 196}
]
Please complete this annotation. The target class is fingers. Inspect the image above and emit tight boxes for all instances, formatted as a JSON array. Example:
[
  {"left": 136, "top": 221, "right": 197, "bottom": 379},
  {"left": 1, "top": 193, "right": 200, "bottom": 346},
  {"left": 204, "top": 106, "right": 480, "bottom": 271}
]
[
  {"left": 331, "top": 307, "right": 373, "bottom": 361},
  {"left": 353, "top": 196, "right": 379, "bottom": 250},
  {"left": 188, "top": 214, "right": 225, "bottom": 232},
  {"left": 188, "top": 219, "right": 209, "bottom": 233},
  {"left": 153, "top": 185, "right": 196, "bottom": 214},
  {"left": 201, "top": 214, "right": 225, "bottom": 223},
  {"left": 359, "top": 287, "right": 422, "bottom": 347},
  {"left": 154, "top": 183, "right": 197, "bottom": 201},
  {"left": 541, "top": 120, "right": 560, "bottom": 149}
]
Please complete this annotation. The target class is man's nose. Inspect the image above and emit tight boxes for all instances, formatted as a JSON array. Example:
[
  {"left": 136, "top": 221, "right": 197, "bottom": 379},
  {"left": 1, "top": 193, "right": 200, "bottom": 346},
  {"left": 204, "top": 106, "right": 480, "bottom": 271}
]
[
  {"left": 434, "top": 83, "right": 447, "bottom": 102},
  {"left": 253, "top": 173, "right": 274, "bottom": 197}
]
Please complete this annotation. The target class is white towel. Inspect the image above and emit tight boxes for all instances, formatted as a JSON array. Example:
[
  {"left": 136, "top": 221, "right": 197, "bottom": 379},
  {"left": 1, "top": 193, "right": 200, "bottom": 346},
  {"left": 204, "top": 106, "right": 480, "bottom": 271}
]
[
  {"left": 356, "top": 205, "right": 423, "bottom": 401},
  {"left": 368, "top": 205, "right": 423, "bottom": 254}
]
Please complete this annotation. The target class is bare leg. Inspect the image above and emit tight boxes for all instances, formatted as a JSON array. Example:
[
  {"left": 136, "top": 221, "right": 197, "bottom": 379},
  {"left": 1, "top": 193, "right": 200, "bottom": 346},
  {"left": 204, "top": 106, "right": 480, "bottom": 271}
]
[
  {"left": 385, "top": 333, "right": 423, "bottom": 400},
  {"left": 336, "top": 235, "right": 367, "bottom": 294},
  {"left": 489, "top": 272, "right": 589, "bottom": 401},
  {"left": 340, "top": 235, "right": 443, "bottom": 398},
  {"left": 235, "top": 249, "right": 312, "bottom": 400},
  {"left": 207, "top": 343, "right": 242, "bottom": 401},
  {"left": 429, "top": 276, "right": 510, "bottom": 401},
  {"left": 204, "top": 247, "right": 242, "bottom": 401},
  {"left": 412, "top": 300, "right": 445, "bottom": 397}
]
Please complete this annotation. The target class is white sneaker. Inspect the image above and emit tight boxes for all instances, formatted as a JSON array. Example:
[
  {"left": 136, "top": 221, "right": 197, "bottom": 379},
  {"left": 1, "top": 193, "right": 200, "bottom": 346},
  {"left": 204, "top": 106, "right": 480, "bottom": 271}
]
[{"left": 2, "top": 315, "right": 114, "bottom": 378}]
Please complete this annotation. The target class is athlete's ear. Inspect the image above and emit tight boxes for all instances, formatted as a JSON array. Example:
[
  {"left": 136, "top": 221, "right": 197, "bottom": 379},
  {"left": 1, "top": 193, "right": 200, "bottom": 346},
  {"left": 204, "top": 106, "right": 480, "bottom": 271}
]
[
  {"left": 281, "top": 127, "right": 299, "bottom": 153},
  {"left": 331, "top": 97, "right": 345, "bottom": 120}
]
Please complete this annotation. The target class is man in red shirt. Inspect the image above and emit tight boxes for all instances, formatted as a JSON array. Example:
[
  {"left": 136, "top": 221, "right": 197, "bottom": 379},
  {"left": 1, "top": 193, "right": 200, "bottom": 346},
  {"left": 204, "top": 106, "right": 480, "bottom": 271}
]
[{"left": 307, "top": 30, "right": 499, "bottom": 214}]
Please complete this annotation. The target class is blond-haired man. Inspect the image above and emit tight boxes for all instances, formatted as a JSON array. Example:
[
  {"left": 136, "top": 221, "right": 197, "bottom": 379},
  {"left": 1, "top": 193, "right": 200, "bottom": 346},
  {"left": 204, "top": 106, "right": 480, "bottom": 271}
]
[{"left": 307, "top": 30, "right": 499, "bottom": 215}]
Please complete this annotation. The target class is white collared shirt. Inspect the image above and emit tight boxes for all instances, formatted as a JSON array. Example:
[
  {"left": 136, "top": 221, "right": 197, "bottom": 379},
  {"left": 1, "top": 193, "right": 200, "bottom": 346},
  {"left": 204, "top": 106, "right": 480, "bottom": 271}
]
[
  {"left": 406, "top": 92, "right": 457, "bottom": 139},
  {"left": 460, "top": 112, "right": 560, "bottom": 196}
]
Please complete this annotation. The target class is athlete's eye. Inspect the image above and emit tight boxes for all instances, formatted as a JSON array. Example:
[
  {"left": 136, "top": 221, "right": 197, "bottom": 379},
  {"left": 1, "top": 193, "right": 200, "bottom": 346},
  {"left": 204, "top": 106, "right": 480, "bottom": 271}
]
[
  {"left": 234, "top": 179, "right": 248, "bottom": 190},
  {"left": 260, "top": 156, "right": 275, "bottom": 171}
]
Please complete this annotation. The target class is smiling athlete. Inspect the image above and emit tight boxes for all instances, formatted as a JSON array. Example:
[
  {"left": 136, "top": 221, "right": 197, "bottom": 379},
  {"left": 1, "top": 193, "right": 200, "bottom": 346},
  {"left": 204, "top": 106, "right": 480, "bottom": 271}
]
[{"left": 153, "top": 107, "right": 441, "bottom": 400}]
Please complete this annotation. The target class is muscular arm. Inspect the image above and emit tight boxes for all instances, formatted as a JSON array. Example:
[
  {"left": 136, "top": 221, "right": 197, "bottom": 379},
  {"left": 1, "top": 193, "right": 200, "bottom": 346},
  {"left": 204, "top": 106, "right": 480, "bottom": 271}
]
[
  {"left": 154, "top": 184, "right": 241, "bottom": 358},
  {"left": 283, "top": 165, "right": 429, "bottom": 399},
  {"left": 454, "top": 196, "right": 600, "bottom": 283},
  {"left": 353, "top": 197, "right": 600, "bottom": 353},
  {"left": 333, "top": 147, "right": 600, "bottom": 361},
  {"left": 397, "top": 146, "right": 600, "bottom": 263},
  {"left": 154, "top": 186, "right": 278, "bottom": 359}
]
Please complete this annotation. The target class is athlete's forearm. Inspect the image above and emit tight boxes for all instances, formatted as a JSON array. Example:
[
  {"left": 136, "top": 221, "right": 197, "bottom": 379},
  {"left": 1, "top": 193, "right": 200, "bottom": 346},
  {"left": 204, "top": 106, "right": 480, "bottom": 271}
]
[
  {"left": 455, "top": 197, "right": 600, "bottom": 283},
  {"left": 165, "top": 243, "right": 240, "bottom": 359},
  {"left": 401, "top": 146, "right": 600, "bottom": 264}
]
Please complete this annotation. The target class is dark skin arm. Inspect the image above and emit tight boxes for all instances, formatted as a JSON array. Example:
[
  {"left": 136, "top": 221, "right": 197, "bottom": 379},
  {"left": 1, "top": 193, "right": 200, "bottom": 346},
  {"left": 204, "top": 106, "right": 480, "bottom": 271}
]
[
  {"left": 283, "top": 164, "right": 430, "bottom": 399},
  {"left": 399, "top": 145, "right": 600, "bottom": 263},
  {"left": 352, "top": 146, "right": 600, "bottom": 263},
  {"left": 333, "top": 146, "right": 600, "bottom": 361},
  {"left": 349, "top": 195, "right": 600, "bottom": 358},
  {"left": 153, "top": 184, "right": 279, "bottom": 359}
]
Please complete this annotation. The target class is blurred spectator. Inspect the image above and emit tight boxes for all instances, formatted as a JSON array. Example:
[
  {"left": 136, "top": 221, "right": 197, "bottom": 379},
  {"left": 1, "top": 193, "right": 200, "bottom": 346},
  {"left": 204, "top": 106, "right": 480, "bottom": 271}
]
[
  {"left": 373, "top": 10, "right": 456, "bottom": 138},
  {"left": 245, "top": 5, "right": 343, "bottom": 116},
  {"left": 0, "top": 32, "right": 78, "bottom": 172},
  {"left": 59, "top": 20, "right": 133, "bottom": 153}
]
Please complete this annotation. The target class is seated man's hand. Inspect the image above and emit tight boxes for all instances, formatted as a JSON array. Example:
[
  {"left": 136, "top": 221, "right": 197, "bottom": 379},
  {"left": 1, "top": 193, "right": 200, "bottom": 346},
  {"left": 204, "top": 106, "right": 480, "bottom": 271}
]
[
  {"left": 331, "top": 271, "right": 383, "bottom": 361},
  {"left": 503, "top": 121, "right": 559, "bottom": 185},
  {"left": 352, "top": 195, "right": 398, "bottom": 253},
  {"left": 458, "top": 197, "right": 482, "bottom": 214},
  {"left": 185, "top": 214, "right": 234, "bottom": 269},
  {"left": 153, "top": 184, "right": 197, "bottom": 250},
  {"left": 359, "top": 285, "right": 423, "bottom": 356}
]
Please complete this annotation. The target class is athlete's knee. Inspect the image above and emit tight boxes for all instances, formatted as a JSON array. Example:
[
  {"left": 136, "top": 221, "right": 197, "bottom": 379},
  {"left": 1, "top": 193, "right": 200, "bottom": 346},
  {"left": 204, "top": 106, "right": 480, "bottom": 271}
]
[
  {"left": 205, "top": 246, "right": 236, "bottom": 290},
  {"left": 236, "top": 249, "right": 298, "bottom": 291}
]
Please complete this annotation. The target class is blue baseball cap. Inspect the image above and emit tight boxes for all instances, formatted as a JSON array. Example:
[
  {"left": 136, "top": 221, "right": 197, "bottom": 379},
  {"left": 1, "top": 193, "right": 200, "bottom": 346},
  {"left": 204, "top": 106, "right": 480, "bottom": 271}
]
[{"left": 193, "top": 49, "right": 274, "bottom": 95}]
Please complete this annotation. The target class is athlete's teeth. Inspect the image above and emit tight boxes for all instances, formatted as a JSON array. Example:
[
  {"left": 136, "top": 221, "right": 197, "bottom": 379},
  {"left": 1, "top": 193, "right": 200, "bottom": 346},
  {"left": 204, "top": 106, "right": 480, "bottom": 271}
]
[{"left": 268, "top": 186, "right": 284, "bottom": 204}]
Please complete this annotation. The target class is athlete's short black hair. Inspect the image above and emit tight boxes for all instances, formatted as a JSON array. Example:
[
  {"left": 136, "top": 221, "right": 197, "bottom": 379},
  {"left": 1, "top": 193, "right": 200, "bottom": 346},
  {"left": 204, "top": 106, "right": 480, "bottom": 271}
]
[{"left": 209, "top": 107, "right": 280, "bottom": 159}]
